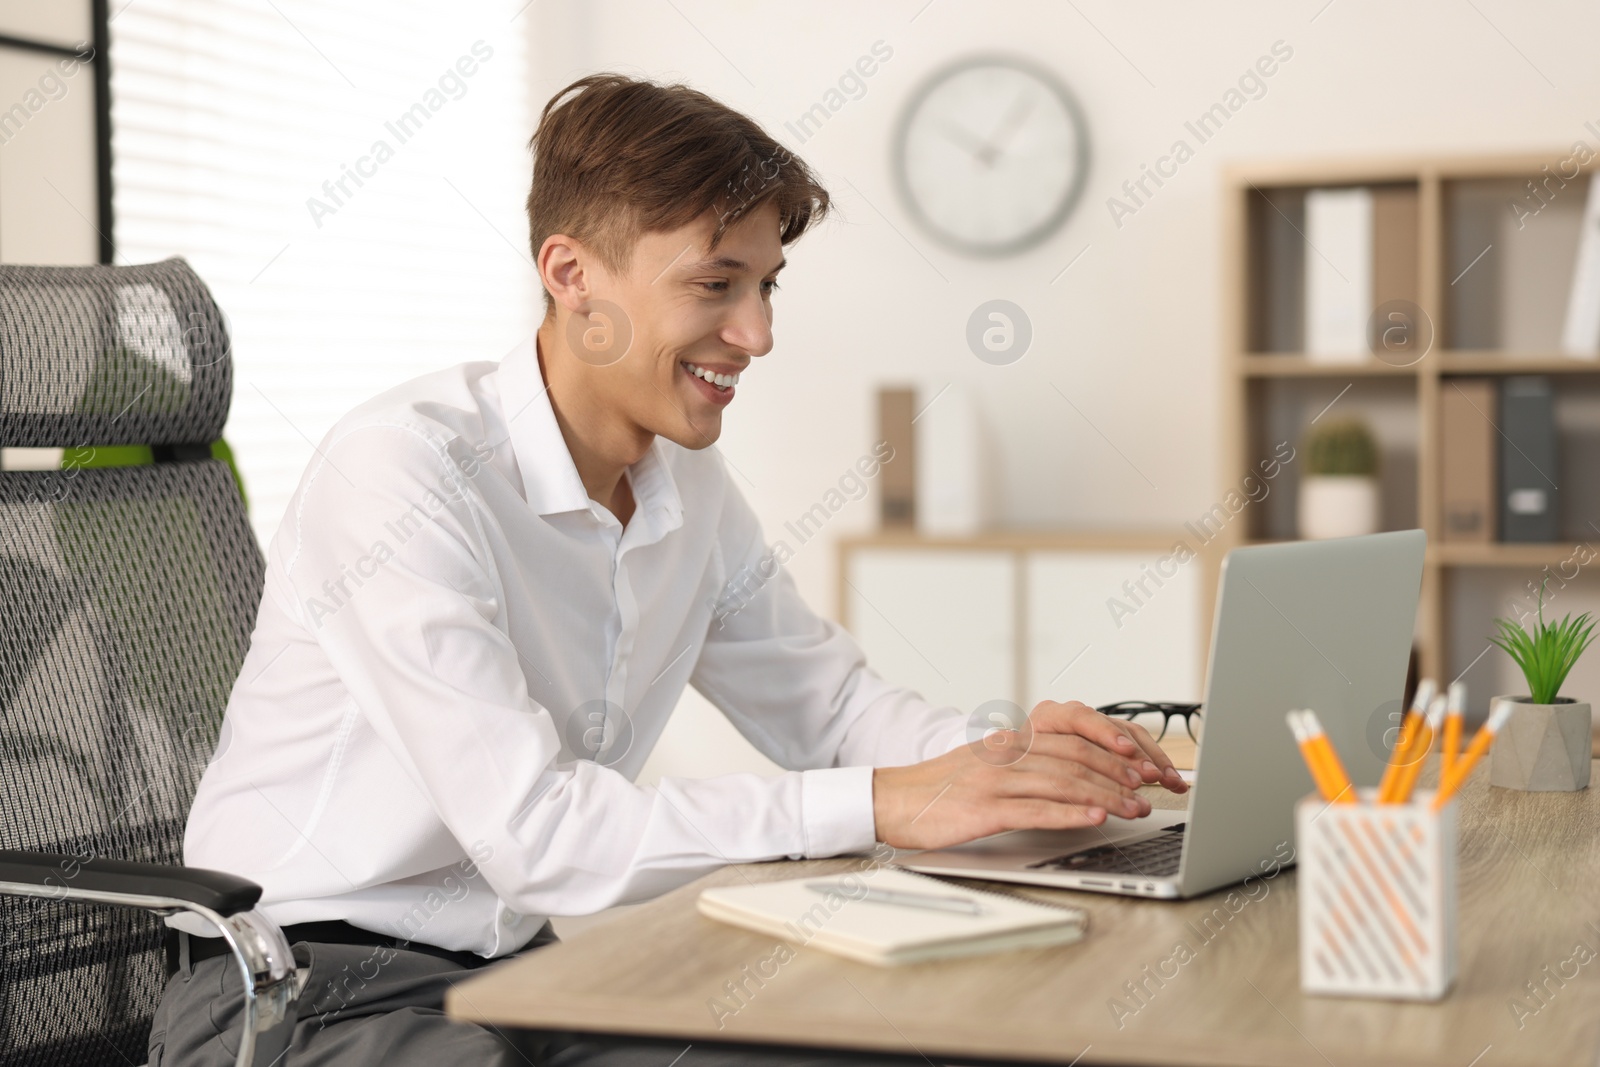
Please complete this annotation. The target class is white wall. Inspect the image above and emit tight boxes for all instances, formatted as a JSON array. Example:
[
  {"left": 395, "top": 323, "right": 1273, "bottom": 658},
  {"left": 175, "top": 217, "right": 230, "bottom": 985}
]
[
  {"left": 520, "top": 0, "right": 1600, "bottom": 603},
  {"left": 0, "top": 0, "right": 97, "bottom": 265},
  {"left": 531, "top": 0, "right": 1600, "bottom": 745},
  {"left": 109, "top": 1, "right": 538, "bottom": 552}
]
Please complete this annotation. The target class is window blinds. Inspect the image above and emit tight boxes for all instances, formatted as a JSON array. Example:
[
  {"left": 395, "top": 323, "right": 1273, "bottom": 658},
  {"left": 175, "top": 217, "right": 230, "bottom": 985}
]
[{"left": 110, "top": 0, "right": 536, "bottom": 549}]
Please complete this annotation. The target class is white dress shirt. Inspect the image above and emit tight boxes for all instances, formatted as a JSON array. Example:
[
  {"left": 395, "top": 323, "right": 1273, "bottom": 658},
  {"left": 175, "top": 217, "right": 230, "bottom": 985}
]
[{"left": 182, "top": 336, "right": 967, "bottom": 956}]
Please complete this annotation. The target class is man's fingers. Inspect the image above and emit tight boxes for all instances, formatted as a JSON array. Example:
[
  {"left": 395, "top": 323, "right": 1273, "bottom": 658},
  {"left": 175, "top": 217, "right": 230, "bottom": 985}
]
[
  {"left": 1119, "top": 718, "right": 1167, "bottom": 766},
  {"left": 1022, "top": 733, "right": 1144, "bottom": 789},
  {"left": 1034, "top": 700, "right": 1139, "bottom": 753},
  {"left": 1115, "top": 718, "right": 1187, "bottom": 789},
  {"left": 996, "top": 797, "right": 1108, "bottom": 831},
  {"left": 999, "top": 765, "right": 1150, "bottom": 820},
  {"left": 1031, "top": 700, "right": 1188, "bottom": 792}
]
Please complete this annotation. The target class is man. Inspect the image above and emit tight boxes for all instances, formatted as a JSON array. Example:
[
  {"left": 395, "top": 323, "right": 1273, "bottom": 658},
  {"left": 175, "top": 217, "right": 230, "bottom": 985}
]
[{"left": 151, "top": 73, "right": 1186, "bottom": 1066}]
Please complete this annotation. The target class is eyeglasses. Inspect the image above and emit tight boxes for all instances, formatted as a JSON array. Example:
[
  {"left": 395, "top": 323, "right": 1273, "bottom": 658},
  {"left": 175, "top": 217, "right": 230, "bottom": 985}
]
[{"left": 1097, "top": 701, "right": 1203, "bottom": 743}]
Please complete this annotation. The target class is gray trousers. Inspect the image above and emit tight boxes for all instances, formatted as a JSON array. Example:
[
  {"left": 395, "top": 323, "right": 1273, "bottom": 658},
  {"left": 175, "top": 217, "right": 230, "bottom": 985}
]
[{"left": 148, "top": 930, "right": 906, "bottom": 1066}]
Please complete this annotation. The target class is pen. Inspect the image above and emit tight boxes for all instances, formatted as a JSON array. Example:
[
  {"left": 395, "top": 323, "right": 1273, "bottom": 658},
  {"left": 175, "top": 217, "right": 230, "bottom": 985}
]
[
  {"left": 803, "top": 882, "right": 984, "bottom": 915},
  {"left": 1379, "top": 678, "right": 1436, "bottom": 803},
  {"left": 1431, "top": 699, "right": 1515, "bottom": 811},
  {"left": 1441, "top": 681, "right": 1465, "bottom": 780}
]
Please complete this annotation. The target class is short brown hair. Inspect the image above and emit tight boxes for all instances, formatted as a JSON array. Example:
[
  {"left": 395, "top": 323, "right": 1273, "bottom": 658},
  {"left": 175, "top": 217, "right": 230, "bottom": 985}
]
[{"left": 526, "top": 74, "right": 830, "bottom": 305}]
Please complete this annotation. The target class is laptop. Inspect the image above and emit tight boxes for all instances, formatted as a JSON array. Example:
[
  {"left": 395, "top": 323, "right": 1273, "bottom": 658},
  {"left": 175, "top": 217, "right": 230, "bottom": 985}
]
[{"left": 902, "top": 529, "right": 1425, "bottom": 900}]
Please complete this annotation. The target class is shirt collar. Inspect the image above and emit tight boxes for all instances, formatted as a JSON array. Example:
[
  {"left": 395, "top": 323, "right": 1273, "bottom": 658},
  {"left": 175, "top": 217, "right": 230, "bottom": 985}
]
[
  {"left": 626, "top": 434, "right": 684, "bottom": 541},
  {"left": 496, "top": 335, "right": 683, "bottom": 532}
]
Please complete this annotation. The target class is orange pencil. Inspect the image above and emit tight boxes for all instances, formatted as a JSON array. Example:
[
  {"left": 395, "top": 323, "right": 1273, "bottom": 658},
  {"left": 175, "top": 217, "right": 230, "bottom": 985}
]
[
  {"left": 1379, "top": 678, "right": 1436, "bottom": 803},
  {"left": 1431, "top": 699, "right": 1515, "bottom": 811},
  {"left": 1287, "top": 710, "right": 1353, "bottom": 804},
  {"left": 1300, "top": 708, "right": 1356, "bottom": 804},
  {"left": 1440, "top": 681, "right": 1465, "bottom": 780},
  {"left": 1391, "top": 694, "right": 1446, "bottom": 804}
]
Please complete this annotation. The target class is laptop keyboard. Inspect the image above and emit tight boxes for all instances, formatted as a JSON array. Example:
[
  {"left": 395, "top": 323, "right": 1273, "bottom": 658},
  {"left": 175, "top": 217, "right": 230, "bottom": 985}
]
[{"left": 1027, "top": 823, "right": 1186, "bottom": 877}]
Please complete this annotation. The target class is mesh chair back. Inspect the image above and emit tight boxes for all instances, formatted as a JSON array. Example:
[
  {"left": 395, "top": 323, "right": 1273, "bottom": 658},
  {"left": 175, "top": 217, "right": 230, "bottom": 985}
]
[{"left": 0, "top": 259, "right": 264, "bottom": 1066}]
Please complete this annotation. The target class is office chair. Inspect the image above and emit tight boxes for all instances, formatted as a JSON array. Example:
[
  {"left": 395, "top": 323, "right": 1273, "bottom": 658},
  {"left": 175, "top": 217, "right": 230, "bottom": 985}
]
[{"left": 0, "top": 258, "right": 296, "bottom": 1066}]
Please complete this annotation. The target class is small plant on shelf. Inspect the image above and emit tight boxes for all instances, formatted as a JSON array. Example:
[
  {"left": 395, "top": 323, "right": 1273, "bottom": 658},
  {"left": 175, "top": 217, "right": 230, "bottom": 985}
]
[
  {"left": 1489, "top": 579, "right": 1595, "bottom": 705},
  {"left": 1298, "top": 417, "right": 1379, "bottom": 540},
  {"left": 1305, "top": 418, "right": 1378, "bottom": 477},
  {"left": 1485, "top": 578, "right": 1596, "bottom": 792}
]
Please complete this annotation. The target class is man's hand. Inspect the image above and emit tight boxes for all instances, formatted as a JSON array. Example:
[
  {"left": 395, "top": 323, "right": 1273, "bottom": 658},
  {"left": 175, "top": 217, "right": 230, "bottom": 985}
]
[{"left": 871, "top": 700, "right": 1190, "bottom": 851}]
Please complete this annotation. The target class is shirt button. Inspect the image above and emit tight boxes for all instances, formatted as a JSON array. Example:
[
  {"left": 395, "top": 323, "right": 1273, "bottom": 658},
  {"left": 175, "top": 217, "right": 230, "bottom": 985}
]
[{"left": 502, "top": 911, "right": 517, "bottom": 926}]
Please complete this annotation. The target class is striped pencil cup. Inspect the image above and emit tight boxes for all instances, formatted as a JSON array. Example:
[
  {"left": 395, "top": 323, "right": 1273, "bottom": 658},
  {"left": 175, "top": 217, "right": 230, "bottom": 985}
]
[{"left": 1296, "top": 789, "right": 1458, "bottom": 1000}]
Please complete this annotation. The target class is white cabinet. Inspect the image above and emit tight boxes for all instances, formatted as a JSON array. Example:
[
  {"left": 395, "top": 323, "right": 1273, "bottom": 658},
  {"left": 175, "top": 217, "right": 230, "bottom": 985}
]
[
  {"left": 643, "top": 534, "right": 1207, "bottom": 786},
  {"left": 841, "top": 536, "right": 1206, "bottom": 720},
  {"left": 842, "top": 548, "right": 1014, "bottom": 715},
  {"left": 1025, "top": 551, "right": 1202, "bottom": 709}
]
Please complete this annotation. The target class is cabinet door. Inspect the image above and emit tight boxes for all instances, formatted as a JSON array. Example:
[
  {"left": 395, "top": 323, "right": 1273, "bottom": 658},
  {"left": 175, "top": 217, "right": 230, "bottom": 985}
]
[
  {"left": 1026, "top": 550, "right": 1201, "bottom": 710},
  {"left": 844, "top": 549, "right": 1014, "bottom": 716}
]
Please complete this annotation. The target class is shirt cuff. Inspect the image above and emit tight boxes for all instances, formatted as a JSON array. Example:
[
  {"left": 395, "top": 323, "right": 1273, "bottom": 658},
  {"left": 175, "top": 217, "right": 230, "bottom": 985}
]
[{"left": 799, "top": 765, "right": 878, "bottom": 858}]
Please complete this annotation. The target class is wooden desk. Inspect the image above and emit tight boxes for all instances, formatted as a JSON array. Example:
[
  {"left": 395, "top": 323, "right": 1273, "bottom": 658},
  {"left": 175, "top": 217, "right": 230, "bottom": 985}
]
[{"left": 448, "top": 760, "right": 1600, "bottom": 1066}]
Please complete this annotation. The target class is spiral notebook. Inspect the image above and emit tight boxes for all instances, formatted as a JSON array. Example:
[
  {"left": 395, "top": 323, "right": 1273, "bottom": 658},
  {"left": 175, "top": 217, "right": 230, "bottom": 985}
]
[{"left": 697, "top": 866, "right": 1088, "bottom": 966}]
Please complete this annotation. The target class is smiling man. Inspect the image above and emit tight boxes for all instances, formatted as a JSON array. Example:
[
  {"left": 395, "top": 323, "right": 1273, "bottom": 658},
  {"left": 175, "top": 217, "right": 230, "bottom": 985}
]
[{"left": 152, "top": 74, "right": 1186, "bottom": 1067}]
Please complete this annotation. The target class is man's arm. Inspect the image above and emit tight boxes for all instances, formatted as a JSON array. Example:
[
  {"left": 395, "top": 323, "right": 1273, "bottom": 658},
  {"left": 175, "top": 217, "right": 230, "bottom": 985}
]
[
  {"left": 691, "top": 464, "right": 1189, "bottom": 850},
  {"left": 690, "top": 538, "right": 969, "bottom": 772},
  {"left": 276, "top": 423, "right": 887, "bottom": 916}
]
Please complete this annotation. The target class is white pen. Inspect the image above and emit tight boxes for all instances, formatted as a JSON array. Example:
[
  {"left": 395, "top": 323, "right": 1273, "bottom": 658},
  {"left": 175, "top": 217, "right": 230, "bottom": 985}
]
[{"left": 803, "top": 881, "right": 984, "bottom": 915}]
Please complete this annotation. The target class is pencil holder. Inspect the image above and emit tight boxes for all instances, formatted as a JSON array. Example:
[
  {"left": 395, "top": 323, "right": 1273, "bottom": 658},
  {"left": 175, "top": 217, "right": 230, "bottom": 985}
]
[{"left": 1296, "top": 789, "right": 1457, "bottom": 1001}]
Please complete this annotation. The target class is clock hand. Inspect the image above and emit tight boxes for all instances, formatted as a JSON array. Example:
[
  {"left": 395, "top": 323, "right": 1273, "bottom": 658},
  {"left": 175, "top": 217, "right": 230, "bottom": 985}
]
[
  {"left": 975, "top": 90, "right": 1037, "bottom": 166},
  {"left": 937, "top": 119, "right": 990, "bottom": 162}
]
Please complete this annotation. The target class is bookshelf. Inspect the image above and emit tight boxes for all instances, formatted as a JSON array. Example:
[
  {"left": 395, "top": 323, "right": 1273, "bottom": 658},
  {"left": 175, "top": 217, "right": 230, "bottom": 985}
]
[{"left": 1222, "top": 152, "right": 1600, "bottom": 683}]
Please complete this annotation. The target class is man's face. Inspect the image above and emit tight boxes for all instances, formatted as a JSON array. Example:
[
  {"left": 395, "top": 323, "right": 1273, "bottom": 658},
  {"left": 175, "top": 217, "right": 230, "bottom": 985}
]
[{"left": 567, "top": 202, "right": 784, "bottom": 449}]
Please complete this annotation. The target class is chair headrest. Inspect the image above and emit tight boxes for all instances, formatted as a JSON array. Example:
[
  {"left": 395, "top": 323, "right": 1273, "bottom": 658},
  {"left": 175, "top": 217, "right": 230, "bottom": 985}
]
[{"left": 0, "top": 257, "right": 231, "bottom": 449}]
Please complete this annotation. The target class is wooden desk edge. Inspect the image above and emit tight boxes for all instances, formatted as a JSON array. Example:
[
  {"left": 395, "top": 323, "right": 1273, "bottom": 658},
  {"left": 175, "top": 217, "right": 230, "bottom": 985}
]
[{"left": 447, "top": 763, "right": 1600, "bottom": 1067}]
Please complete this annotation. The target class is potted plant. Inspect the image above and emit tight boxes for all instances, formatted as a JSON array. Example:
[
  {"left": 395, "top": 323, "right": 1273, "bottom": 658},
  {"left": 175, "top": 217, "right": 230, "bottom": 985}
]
[
  {"left": 1298, "top": 418, "right": 1380, "bottom": 540},
  {"left": 1486, "top": 580, "right": 1596, "bottom": 792}
]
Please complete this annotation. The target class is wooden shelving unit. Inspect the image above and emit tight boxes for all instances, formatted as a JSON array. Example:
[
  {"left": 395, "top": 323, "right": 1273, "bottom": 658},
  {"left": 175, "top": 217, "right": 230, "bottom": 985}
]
[{"left": 1221, "top": 152, "right": 1600, "bottom": 682}]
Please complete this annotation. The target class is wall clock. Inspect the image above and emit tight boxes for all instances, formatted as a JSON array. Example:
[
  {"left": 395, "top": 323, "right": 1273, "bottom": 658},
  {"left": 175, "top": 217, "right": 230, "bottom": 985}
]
[{"left": 892, "top": 55, "right": 1090, "bottom": 257}]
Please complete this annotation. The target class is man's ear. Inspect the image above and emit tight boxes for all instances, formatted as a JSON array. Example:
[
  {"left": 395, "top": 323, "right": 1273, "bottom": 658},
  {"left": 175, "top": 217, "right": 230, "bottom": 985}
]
[{"left": 538, "top": 232, "right": 594, "bottom": 315}]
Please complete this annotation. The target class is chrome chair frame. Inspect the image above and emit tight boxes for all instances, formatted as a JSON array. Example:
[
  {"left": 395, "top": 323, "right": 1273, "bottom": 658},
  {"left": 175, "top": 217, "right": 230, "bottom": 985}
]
[{"left": 0, "top": 853, "right": 299, "bottom": 1066}]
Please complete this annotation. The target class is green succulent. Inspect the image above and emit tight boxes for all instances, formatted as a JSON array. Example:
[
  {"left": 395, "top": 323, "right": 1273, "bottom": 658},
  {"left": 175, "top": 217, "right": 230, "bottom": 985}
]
[
  {"left": 1490, "top": 578, "right": 1597, "bottom": 705},
  {"left": 1304, "top": 417, "right": 1378, "bottom": 476}
]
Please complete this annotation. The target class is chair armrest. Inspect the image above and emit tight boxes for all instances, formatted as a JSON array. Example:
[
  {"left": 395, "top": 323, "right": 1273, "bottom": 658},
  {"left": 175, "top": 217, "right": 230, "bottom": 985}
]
[
  {"left": 0, "top": 849, "right": 262, "bottom": 916},
  {"left": 0, "top": 849, "right": 296, "bottom": 1067}
]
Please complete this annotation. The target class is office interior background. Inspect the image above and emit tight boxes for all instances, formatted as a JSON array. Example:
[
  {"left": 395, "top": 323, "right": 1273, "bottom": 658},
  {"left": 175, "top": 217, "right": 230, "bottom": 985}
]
[{"left": 4, "top": 0, "right": 1599, "bottom": 790}]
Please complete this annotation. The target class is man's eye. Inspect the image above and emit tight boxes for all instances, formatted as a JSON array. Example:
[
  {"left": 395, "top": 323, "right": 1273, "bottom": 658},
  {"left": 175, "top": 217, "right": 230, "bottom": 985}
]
[
  {"left": 700, "top": 281, "right": 729, "bottom": 293},
  {"left": 762, "top": 279, "right": 780, "bottom": 295}
]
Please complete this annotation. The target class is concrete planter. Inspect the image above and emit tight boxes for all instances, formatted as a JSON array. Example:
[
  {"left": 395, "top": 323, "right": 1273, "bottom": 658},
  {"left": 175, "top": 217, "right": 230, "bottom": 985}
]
[
  {"left": 1489, "top": 696, "right": 1592, "bottom": 792},
  {"left": 1298, "top": 475, "right": 1379, "bottom": 540}
]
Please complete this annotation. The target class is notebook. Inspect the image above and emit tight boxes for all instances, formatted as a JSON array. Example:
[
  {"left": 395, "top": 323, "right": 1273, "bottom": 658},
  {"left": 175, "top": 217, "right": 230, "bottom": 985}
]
[{"left": 697, "top": 866, "right": 1088, "bottom": 966}]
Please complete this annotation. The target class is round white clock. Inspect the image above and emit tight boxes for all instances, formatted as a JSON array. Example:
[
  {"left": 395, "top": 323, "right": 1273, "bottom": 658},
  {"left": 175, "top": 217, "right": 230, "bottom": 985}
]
[{"left": 892, "top": 55, "right": 1090, "bottom": 256}]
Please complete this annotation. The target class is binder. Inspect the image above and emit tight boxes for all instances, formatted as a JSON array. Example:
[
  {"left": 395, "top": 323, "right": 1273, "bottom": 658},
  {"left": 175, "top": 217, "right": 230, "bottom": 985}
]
[
  {"left": 1439, "top": 379, "right": 1496, "bottom": 542},
  {"left": 1561, "top": 173, "right": 1600, "bottom": 357},
  {"left": 877, "top": 387, "right": 916, "bottom": 528},
  {"left": 1371, "top": 187, "right": 1419, "bottom": 303},
  {"left": 1250, "top": 186, "right": 1306, "bottom": 352},
  {"left": 1370, "top": 185, "right": 1422, "bottom": 360},
  {"left": 915, "top": 382, "right": 989, "bottom": 536},
  {"left": 1446, "top": 181, "right": 1502, "bottom": 349},
  {"left": 1503, "top": 180, "right": 1584, "bottom": 352},
  {"left": 1305, "top": 187, "right": 1374, "bottom": 362},
  {"left": 1498, "top": 376, "right": 1559, "bottom": 542}
]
